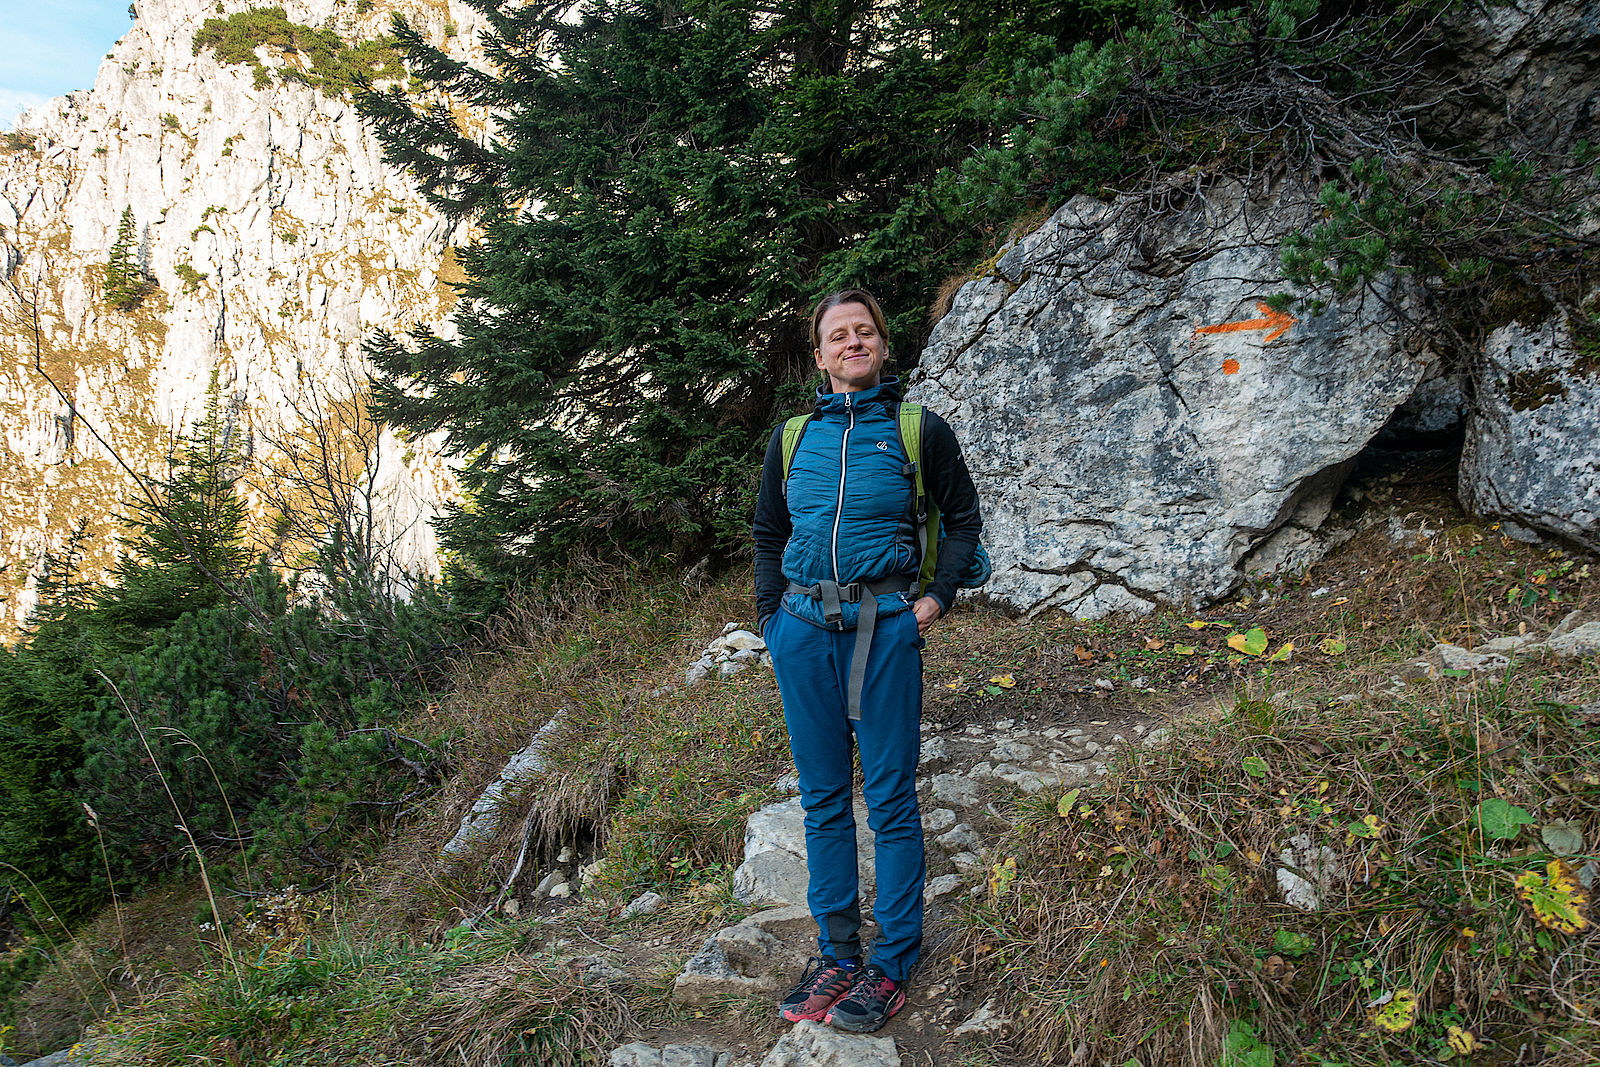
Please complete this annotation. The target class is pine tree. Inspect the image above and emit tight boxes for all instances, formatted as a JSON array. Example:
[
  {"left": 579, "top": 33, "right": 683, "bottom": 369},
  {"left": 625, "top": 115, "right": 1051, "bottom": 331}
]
[
  {"left": 0, "top": 530, "right": 103, "bottom": 927},
  {"left": 92, "top": 389, "right": 254, "bottom": 646},
  {"left": 357, "top": 0, "right": 1086, "bottom": 593},
  {"left": 103, "top": 206, "right": 150, "bottom": 311}
]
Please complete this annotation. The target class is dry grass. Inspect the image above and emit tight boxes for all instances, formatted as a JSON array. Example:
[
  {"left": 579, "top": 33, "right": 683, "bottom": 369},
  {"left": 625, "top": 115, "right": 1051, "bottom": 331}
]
[
  {"left": 337, "top": 569, "right": 791, "bottom": 936},
  {"left": 414, "top": 950, "right": 659, "bottom": 1066},
  {"left": 936, "top": 473, "right": 1600, "bottom": 1066},
  {"left": 946, "top": 664, "right": 1600, "bottom": 1064}
]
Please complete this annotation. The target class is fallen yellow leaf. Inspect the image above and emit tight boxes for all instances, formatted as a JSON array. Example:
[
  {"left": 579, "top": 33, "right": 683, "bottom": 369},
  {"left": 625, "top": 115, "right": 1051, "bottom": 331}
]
[
  {"left": 1447, "top": 1025, "right": 1478, "bottom": 1056},
  {"left": 1056, "top": 788, "right": 1081, "bottom": 818},
  {"left": 990, "top": 673, "right": 1016, "bottom": 689},
  {"left": 1372, "top": 988, "right": 1417, "bottom": 1033},
  {"left": 1516, "top": 859, "right": 1589, "bottom": 934},
  {"left": 1227, "top": 627, "right": 1269, "bottom": 656},
  {"left": 988, "top": 856, "right": 1018, "bottom": 896}
]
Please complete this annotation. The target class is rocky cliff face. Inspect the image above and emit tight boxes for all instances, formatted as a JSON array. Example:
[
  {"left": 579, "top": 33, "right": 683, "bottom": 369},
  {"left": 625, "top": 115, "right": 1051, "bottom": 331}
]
[
  {"left": 0, "top": 0, "right": 482, "bottom": 633},
  {"left": 908, "top": 185, "right": 1434, "bottom": 618}
]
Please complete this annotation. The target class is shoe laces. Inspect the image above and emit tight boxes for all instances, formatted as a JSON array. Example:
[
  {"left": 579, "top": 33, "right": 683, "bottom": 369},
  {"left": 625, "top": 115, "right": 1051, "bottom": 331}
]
[
  {"left": 844, "top": 964, "right": 897, "bottom": 1004},
  {"left": 796, "top": 957, "right": 853, "bottom": 994}
]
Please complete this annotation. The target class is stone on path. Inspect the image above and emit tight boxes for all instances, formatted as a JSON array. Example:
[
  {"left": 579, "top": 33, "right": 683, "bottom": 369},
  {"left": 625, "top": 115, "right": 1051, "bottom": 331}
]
[
  {"left": 1549, "top": 622, "right": 1600, "bottom": 659},
  {"left": 15, "top": 1050, "right": 87, "bottom": 1067},
  {"left": 733, "top": 798, "right": 875, "bottom": 907},
  {"left": 935, "top": 824, "right": 982, "bottom": 854},
  {"left": 1436, "top": 643, "right": 1510, "bottom": 673},
  {"left": 742, "top": 904, "right": 814, "bottom": 940},
  {"left": 952, "top": 999, "right": 1013, "bottom": 1038},
  {"left": 1276, "top": 833, "right": 1343, "bottom": 912},
  {"left": 673, "top": 924, "right": 799, "bottom": 1005},
  {"left": 686, "top": 625, "right": 774, "bottom": 687},
  {"left": 930, "top": 773, "right": 979, "bottom": 808},
  {"left": 620, "top": 891, "right": 665, "bottom": 919},
  {"left": 611, "top": 1043, "right": 735, "bottom": 1067},
  {"left": 758, "top": 1021, "right": 898, "bottom": 1067},
  {"left": 732, "top": 851, "right": 810, "bottom": 909}
]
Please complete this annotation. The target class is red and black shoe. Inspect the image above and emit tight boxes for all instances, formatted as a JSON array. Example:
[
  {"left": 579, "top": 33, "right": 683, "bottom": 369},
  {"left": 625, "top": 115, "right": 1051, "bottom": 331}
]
[
  {"left": 778, "top": 956, "right": 858, "bottom": 1023},
  {"left": 823, "top": 963, "right": 905, "bottom": 1032}
]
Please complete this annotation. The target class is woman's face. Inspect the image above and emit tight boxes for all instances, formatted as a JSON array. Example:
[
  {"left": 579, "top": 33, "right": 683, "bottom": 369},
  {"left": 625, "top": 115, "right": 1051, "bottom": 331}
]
[{"left": 814, "top": 302, "right": 887, "bottom": 393}]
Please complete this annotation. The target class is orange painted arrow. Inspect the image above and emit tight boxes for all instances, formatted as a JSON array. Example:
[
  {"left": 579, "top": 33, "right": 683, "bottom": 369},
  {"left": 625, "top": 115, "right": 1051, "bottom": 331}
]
[{"left": 1195, "top": 302, "right": 1297, "bottom": 343}]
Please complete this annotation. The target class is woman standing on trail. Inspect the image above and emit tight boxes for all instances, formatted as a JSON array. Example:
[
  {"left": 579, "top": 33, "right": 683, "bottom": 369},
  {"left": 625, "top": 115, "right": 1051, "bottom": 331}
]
[{"left": 752, "top": 289, "right": 983, "bottom": 1033}]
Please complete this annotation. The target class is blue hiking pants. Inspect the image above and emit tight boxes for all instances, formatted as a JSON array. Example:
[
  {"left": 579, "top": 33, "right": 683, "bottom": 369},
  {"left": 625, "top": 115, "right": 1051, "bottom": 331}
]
[{"left": 765, "top": 606, "right": 925, "bottom": 982}]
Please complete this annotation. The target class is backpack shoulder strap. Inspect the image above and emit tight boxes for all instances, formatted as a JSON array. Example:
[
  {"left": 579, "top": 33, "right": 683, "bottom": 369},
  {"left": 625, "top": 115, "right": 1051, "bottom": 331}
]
[
  {"left": 895, "top": 404, "right": 934, "bottom": 591},
  {"left": 780, "top": 413, "right": 815, "bottom": 496},
  {"left": 896, "top": 403, "right": 926, "bottom": 507}
]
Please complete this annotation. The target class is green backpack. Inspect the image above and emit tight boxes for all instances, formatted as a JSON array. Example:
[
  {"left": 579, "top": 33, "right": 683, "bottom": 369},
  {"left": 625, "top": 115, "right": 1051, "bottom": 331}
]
[{"left": 779, "top": 403, "right": 991, "bottom": 598}]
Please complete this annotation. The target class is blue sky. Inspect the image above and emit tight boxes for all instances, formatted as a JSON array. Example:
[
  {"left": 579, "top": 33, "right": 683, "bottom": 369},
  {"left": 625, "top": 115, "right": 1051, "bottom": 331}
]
[{"left": 1, "top": 0, "right": 134, "bottom": 128}]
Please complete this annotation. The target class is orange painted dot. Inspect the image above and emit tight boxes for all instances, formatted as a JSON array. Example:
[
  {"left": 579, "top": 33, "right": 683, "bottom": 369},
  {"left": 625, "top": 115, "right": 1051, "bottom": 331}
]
[{"left": 1222, "top": 358, "right": 1241, "bottom": 375}]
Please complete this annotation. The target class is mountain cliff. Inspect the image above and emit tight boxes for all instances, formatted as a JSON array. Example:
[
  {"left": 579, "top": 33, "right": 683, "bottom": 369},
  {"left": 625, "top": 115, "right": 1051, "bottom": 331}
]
[{"left": 0, "top": 0, "right": 483, "bottom": 633}]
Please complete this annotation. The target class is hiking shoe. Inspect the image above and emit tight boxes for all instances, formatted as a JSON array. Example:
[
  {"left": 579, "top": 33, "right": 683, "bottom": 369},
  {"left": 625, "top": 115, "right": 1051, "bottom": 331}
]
[
  {"left": 779, "top": 956, "right": 858, "bottom": 1023},
  {"left": 823, "top": 964, "right": 905, "bottom": 1032}
]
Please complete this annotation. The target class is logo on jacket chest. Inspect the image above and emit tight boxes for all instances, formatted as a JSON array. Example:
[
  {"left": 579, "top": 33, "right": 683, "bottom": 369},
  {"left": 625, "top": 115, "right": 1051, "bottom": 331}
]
[{"left": 876, "top": 440, "right": 889, "bottom": 451}]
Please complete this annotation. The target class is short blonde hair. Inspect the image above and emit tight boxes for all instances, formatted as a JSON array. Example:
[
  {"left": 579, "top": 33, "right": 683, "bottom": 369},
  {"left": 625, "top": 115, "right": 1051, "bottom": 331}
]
[{"left": 809, "top": 288, "right": 889, "bottom": 352}]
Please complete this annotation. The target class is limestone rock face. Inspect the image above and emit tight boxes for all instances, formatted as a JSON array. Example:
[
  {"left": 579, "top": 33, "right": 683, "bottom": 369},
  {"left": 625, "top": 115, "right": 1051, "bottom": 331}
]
[
  {"left": 1426, "top": 0, "right": 1600, "bottom": 152},
  {"left": 0, "top": 0, "right": 485, "bottom": 630},
  {"left": 909, "top": 184, "right": 1430, "bottom": 617},
  {"left": 1460, "top": 316, "right": 1600, "bottom": 553},
  {"left": 672, "top": 922, "right": 801, "bottom": 1005}
]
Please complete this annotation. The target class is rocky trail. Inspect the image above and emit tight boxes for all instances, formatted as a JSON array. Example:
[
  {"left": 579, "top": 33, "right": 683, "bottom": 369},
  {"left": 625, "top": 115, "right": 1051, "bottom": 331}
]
[{"left": 464, "top": 623, "right": 1167, "bottom": 1067}]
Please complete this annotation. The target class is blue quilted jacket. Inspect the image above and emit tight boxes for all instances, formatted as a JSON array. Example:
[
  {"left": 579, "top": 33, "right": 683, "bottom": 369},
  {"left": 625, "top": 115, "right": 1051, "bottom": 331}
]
[{"left": 772, "top": 379, "right": 920, "bottom": 629}]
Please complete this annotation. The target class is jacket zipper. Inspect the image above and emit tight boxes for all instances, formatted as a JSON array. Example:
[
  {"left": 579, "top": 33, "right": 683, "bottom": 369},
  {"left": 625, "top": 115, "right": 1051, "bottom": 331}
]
[{"left": 830, "top": 393, "right": 854, "bottom": 621}]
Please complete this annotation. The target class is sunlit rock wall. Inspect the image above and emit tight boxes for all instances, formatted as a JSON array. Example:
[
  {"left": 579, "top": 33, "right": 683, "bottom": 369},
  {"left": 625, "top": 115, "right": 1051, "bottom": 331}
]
[{"left": 0, "top": 0, "right": 485, "bottom": 633}]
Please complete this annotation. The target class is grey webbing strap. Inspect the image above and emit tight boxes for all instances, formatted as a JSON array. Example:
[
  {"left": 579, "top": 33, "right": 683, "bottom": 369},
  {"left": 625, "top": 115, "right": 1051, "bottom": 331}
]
[
  {"left": 846, "top": 594, "right": 877, "bottom": 722},
  {"left": 819, "top": 580, "right": 844, "bottom": 623},
  {"left": 785, "top": 577, "right": 915, "bottom": 721}
]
